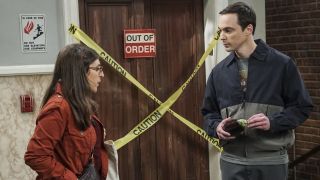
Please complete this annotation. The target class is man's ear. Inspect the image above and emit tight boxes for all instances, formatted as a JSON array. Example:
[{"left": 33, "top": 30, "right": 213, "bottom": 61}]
[{"left": 245, "top": 24, "right": 254, "bottom": 35}]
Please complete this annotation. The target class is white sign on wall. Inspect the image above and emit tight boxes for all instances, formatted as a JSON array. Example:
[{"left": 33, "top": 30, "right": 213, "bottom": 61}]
[{"left": 20, "top": 14, "right": 46, "bottom": 53}]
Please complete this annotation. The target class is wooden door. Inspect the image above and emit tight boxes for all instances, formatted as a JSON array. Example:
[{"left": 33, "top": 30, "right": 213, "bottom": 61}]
[{"left": 79, "top": 0, "right": 209, "bottom": 179}]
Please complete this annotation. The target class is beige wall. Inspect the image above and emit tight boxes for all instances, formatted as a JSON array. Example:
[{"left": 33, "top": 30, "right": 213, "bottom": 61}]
[
  {"left": 0, "top": 75, "right": 51, "bottom": 179},
  {"left": 0, "top": 0, "right": 78, "bottom": 179},
  {"left": 0, "top": 1, "right": 77, "bottom": 179}
]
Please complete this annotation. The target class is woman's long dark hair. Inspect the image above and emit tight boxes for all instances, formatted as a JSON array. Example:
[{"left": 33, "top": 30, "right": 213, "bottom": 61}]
[{"left": 42, "top": 43, "right": 99, "bottom": 130}]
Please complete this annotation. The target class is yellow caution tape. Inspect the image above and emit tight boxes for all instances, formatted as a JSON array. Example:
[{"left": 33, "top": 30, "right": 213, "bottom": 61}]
[{"left": 68, "top": 24, "right": 222, "bottom": 151}]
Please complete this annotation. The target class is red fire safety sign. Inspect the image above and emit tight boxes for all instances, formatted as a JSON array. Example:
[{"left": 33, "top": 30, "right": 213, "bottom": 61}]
[{"left": 124, "top": 29, "right": 156, "bottom": 58}]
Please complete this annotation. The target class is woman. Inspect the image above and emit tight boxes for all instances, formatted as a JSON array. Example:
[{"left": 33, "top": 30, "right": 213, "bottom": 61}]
[{"left": 25, "top": 43, "right": 108, "bottom": 179}]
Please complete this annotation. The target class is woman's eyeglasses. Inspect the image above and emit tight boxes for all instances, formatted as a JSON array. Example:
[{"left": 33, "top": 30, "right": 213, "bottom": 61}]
[{"left": 89, "top": 65, "right": 103, "bottom": 73}]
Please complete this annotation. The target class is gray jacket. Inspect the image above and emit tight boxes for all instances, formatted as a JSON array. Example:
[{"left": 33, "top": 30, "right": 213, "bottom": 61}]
[{"left": 202, "top": 39, "right": 313, "bottom": 165}]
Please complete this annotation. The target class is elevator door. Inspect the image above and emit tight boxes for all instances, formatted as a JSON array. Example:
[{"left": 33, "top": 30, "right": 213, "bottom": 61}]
[{"left": 79, "top": 0, "right": 209, "bottom": 179}]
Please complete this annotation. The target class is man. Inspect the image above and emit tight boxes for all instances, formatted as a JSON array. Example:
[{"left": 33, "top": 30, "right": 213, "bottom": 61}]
[{"left": 202, "top": 2, "right": 313, "bottom": 180}]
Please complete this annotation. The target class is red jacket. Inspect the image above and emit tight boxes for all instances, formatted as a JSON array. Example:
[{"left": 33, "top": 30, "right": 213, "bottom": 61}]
[{"left": 25, "top": 84, "right": 108, "bottom": 179}]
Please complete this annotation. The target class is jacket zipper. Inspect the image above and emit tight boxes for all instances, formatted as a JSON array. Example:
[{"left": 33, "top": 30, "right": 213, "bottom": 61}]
[{"left": 238, "top": 59, "right": 249, "bottom": 158}]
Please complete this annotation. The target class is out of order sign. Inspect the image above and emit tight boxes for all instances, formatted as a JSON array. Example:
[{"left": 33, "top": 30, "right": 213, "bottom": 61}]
[{"left": 124, "top": 29, "right": 156, "bottom": 58}]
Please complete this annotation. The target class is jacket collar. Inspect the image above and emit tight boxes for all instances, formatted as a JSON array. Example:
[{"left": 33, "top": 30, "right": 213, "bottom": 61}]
[
  {"left": 55, "top": 82, "right": 104, "bottom": 126},
  {"left": 225, "top": 39, "right": 269, "bottom": 67}
]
